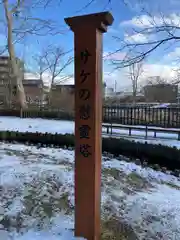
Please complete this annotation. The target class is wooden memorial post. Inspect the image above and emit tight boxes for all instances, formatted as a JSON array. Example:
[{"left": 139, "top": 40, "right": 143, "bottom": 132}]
[{"left": 65, "top": 12, "right": 114, "bottom": 240}]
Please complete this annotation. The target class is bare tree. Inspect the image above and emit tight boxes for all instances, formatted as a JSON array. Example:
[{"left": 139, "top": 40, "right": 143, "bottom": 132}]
[
  {"left": 2, "top": 0, "right": 65, "bottom": 109},
  {"left": 139, "top": 76, "right": 172, "bottom": 97},
  {"left": 43, "top": 45, "right": 73, "bottom": 86},
  {"left": 171, "top": 68, "right": 180, "bottom": 85},
  {"left": 1, "top": 0, "right": 113, "bottom": 109},
  {"left": 32, "top": 45, "right": 73, "bottom": 105},
  {"left": 111, "top": 9, "right": 180, "bottom": 68},
  {"left": 33, "top": 50, "right": 50, "bottom": 81},
  {"left": 145, "top": 76, "right": 169, "bottom": 85},
  {"left": 128, "top": 61, "right": 144, "bottom": 104},
  {"left": 3, "top": 0, "right": 27, "bottom": 108}
]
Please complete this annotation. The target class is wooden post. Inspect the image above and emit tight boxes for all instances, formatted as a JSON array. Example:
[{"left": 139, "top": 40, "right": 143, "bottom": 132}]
[{"left": 65, "top": 12, "right": 114, "bottom": 240}]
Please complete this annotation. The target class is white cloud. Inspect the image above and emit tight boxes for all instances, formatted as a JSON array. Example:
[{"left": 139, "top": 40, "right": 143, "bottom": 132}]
[
  {"left": 164, "top": 47, "right": 180, "bottom": 62},
  {"left": 103, "top": 62, "right": 178, "bottom": 92},
  {"left": 120, "top": 13, "right": 180, "bottom": 28},
  {"left": 142, "top": 63, "right": 176, "bottom": 80},
  {"left": 124, "top": 33, "right": 149, "bottom": 43},
  {"left": 103, "top": 52, "right": 126, "bottom": 60},
  {"left": 103, "top": 69, "right": 135, "bottom": 91},
  {"left": 121, "top": 15, "right": 154, "bottom": 28}
]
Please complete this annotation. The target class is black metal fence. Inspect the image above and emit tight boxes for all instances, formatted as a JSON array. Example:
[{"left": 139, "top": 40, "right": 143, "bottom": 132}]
[
  {"left": 0, "top": 105, "right": 180, "bottom": 128},
  {"left": 103, "top": 106, "right": 180, "bottom": 128}
]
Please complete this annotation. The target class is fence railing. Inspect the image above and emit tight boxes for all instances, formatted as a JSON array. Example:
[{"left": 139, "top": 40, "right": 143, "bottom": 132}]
[
  {"left": 0, "top": 105, "right": 180, "bottom": 128},
  {"left": 103, "top": 106, "right": 180, "bottom": 128}
]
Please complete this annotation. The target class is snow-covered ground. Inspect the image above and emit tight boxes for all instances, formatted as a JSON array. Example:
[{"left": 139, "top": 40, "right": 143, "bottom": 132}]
[
  {"left": 0, "top": 117, "right": 74, "bottom": 135},
  {"left": 0, "top": 116, "right": 180, "bottom": 149},
  {"left": 0, "top": 143, "right": 180, "bottom": 239}
]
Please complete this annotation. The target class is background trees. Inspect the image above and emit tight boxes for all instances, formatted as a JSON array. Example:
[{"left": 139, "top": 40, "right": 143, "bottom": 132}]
[{"left": 1, "top": 0, "right": 65, "bottom": 108}]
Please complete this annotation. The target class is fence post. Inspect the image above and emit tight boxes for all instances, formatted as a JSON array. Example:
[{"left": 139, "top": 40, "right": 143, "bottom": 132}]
[
  {"left": 167, "top": 108, "right": 171, "bottom": 127},
  {"left": 137, "top": 107, "right": 140, "bottom": 125},
  {"left": 20, "top": 108, "right": 23, "bottom": 118},
  {"left": 152, "top": 107, "right": 154, "bottom": 125},
  {"left": 145, "top": 125, "right": 148, "bottom": 139}
]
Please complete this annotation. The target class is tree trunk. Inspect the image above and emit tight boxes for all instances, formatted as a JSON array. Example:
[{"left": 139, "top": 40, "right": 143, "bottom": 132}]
[
  {"left": 132, "top": 85, "right": 137, "bottom": 105},
  {"left": 3, "top": 0, "right": 27, "bottom": 109},
  {"left": 49, "top": 76, "right": 55, "bottom": 107}
]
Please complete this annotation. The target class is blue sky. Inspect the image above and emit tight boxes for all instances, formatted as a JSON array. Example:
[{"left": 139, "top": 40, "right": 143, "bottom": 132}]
[
  {"left": 19, "top": 0, "right": 133, "bottom": 56},
  {"left": 1, "top": 0, "right": 180, "bottom": 90}
]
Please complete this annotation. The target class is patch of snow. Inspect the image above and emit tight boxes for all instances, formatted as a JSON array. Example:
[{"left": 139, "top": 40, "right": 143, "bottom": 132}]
[
  {"left": 1, "top": 143, "right": 180, "bottom": 239},
  {"left": 0, "top": 117, "right": 74, "bottom": 134},
  {"left": 124, "top": 185, "right": 180, "bottom": 240},
  {"left": 151, "top": 103, "right": 170, "bottom": 108},
  {"left": 13, "top": 215, "right": 85, "bottom": 240},
  {"left": 6, "top": 197, "right": 24, "bottom": 217},
  {"left": 0, "top": 229, "right": 8, "bottom": 240},
  {"left": 103, "top": 159, "right": 180, "bottom": 187}
]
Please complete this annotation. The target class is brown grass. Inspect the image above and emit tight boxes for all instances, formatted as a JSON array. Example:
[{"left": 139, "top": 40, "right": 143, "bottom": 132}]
[{"left": 101, "top": 216, "right": 139, "bottom": 240}]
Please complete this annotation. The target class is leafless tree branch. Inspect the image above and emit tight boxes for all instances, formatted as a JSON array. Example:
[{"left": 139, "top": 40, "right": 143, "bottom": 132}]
[
  {"left": 34, "top": 45, "right": 73, "bottom": 85},
  {"left": 112, "top": 10, "right": 180, "bottom": 68},
  {"left": 1, "top": 0, "right": 67, "bottom": 108}
]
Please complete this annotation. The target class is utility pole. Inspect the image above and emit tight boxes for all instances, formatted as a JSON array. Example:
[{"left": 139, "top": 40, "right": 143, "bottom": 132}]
[{"left": 114, "top": 79, "right": 117, "bottom": 93}]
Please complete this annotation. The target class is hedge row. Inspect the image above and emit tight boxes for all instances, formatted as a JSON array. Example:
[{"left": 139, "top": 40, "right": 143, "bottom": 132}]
[{"left": 1, "top": 130, "right": 180, "bottom": 171}]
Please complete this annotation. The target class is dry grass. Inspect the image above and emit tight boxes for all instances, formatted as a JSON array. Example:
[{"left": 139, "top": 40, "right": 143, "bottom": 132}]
[{"left": 101, "top": 216, "right": 139, "bottom": 240}]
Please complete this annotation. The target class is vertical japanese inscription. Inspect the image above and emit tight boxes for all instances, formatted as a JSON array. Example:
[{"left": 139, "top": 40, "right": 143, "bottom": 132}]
[
  {"left": 80, "top": 49, "right": 91, "bottom": 64},
  {"left": 78, "top": 49, "right": 92, "bottom": 158}
]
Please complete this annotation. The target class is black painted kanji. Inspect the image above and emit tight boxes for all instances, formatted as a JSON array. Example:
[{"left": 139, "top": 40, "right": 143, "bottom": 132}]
[
  {"left": 79, "top": 144, "right": 91, "bottom": 157},
  {"left": 80, "top": 70, "right": 90, "bottom": 83},
  {"left": 79, "top": 125, "right": 91, "bottom": 139},
  {"left": 79, "top": 89, "right": 90, "bottom": 100},
  {"left": 79, "top": 104, "right": 91, "bottom": 120},
  {"left": 80, "top": 49, "right": 91, "bottom": 64}
]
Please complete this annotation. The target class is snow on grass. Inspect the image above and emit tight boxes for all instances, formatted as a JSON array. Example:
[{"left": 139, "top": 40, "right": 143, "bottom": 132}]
[
  {"left": 0, "top": 143, "right": 180, "bottom": 239},
  {"left": 0, "top": 117, "right": 74, "bottom": 134},
  {"left": 0, "top": 143, "right": 83, "bottom": 240}
]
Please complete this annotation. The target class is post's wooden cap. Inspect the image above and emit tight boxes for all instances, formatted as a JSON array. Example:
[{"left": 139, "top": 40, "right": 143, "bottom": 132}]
[{"left": 64, "top": 11, "right": 114, "bottom": 32}]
